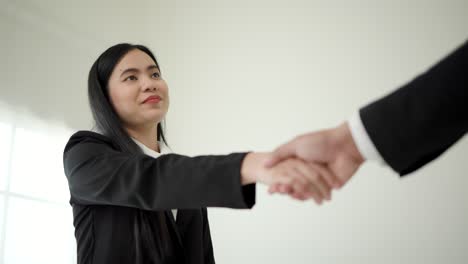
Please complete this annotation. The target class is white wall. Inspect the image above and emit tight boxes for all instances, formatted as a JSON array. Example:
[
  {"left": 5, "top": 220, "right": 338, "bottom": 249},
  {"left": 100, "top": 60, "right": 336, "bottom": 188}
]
[{"left": 1, "top": 0, "right": 467, "bottom": 263}]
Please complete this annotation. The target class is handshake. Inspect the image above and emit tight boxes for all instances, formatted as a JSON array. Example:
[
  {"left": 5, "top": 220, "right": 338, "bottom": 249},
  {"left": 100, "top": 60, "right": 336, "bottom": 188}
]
[{"left": 240, "top": 122, "right": 365, "bottom": 204}]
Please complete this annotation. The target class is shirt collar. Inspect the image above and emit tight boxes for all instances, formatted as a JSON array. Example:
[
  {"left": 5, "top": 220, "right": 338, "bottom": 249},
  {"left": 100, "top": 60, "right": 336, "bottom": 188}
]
[
  {"left": 91, "top": 128, "right": 171, "bottom": 157},
  {"left": 132, "top": 138, "right": 172, "bottom": 158}
]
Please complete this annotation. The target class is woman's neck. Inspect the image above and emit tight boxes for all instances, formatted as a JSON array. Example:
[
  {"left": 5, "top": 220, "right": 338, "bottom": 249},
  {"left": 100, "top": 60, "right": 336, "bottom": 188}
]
[{"left": 125, "top": 123, "right": 159, "bottom": 152}]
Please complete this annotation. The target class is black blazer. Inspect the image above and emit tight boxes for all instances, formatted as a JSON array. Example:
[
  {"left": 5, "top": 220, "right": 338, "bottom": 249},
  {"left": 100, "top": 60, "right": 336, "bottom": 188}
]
[
  {"left": 63, "top": 131, "right": 256, "bottom": 264},
  {"left": 360, "top": 40, "right": 468, "bottom": 175}
]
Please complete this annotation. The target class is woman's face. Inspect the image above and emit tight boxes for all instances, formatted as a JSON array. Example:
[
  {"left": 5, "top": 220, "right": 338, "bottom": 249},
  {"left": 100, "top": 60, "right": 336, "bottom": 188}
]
[{"left": 108, "top": 49, "right": 169, "bottom": 129}]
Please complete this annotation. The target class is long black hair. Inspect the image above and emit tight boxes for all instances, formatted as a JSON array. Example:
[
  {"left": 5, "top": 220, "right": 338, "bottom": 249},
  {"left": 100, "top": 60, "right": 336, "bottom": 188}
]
[{"left": 88, "top": 43, "right": 168, "bottom": 153}]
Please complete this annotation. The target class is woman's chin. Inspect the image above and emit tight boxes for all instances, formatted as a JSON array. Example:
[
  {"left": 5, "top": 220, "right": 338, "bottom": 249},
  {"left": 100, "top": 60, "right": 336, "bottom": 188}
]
[
  {"left": 145, "top": 114, "right": 166, "bottom": 124},
  {"left": 143, "top": 109, "right": 166, "bottom": 119}
]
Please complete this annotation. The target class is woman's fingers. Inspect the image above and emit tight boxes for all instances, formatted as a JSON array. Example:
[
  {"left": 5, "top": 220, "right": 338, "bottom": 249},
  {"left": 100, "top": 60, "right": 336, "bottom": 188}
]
[
  {"left": 268, "top": 184, "right": 279, "bottom": 194},
  {"left": 270, "top": 182, "right": 324, "bottom": 204}
]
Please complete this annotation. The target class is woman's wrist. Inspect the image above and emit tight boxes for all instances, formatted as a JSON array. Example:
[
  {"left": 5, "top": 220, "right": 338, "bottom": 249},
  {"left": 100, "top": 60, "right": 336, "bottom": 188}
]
[{"left": 240, "top": 152, "right": 269, "bottom": 185}]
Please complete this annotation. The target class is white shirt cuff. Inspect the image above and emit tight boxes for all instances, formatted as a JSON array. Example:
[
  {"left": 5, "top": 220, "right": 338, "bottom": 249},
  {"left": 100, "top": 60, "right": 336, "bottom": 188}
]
[{"left": 348, "top": 111, "right": 386, "bottom": 165}]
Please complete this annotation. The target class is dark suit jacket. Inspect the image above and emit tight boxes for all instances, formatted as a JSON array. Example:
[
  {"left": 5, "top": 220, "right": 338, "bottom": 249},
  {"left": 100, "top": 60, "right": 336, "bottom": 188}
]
[
  {"left": 360, "top": 40, "right": 468, "bottom": 175},
  {"left": 63, "top": 131, "right": 255, "bottom": 264}
]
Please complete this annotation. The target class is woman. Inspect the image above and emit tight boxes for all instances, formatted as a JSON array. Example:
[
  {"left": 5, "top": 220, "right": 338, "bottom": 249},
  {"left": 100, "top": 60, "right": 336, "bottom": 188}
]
[{"left": 63, "top": 43, "right": 331, "bottom": 263}]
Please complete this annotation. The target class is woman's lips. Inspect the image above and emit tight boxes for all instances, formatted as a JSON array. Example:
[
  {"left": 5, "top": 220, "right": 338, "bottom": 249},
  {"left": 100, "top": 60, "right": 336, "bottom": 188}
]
[{"left": 143, "top": 96, "right": 161, "bottom": 104}]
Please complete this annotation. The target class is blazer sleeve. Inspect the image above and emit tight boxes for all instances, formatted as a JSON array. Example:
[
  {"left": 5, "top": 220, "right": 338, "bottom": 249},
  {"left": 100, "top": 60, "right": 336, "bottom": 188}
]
[
  {"left": 63, "top": 133, "right": 255, "bottom": 210},
  {"left": 359, "top": 40, "right": 468, "bottom": 175}
]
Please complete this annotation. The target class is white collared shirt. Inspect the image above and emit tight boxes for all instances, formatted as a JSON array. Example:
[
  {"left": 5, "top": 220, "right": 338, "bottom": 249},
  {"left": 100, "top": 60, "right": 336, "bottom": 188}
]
[
  {"left": 132, "top": 138, "right": 178, "bottom": 220},
  {"left": 348, "top": 111, "right": 386, "bottom": 165}
]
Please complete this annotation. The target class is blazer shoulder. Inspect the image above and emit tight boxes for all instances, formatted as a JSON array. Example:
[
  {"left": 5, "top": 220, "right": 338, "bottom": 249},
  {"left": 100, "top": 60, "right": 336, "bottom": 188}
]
[{"left": 63, "top": 130, "right": 117, "bottom": 155}]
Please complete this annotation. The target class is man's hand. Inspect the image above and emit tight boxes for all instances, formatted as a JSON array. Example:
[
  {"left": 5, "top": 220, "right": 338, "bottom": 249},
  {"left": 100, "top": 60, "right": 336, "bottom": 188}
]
[
  {"left": 265, "top": 122, "right": 366, "bottom": 195},
  {"left": 241, "top": 152, "right": 335, "bottom": 204}
]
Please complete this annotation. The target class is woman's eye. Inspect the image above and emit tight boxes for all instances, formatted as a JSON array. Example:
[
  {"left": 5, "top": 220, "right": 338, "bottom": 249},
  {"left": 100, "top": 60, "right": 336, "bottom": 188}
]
[
  {"left": 124, "top": 75, "right": 137, "bottom": 81},
  {"left": 152, "top": 72, "right": 161, "bottom": 78}
]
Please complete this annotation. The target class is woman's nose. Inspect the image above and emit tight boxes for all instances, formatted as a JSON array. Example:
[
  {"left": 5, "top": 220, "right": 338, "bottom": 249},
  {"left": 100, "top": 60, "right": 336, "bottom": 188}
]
[{"left": 142, "top": 78, "right": 159, "bottom": 92}]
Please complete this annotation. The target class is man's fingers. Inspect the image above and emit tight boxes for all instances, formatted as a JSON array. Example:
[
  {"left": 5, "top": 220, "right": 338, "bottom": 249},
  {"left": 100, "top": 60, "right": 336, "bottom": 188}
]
[
  {"left": 294, "top": 162, "right": 331, "bottom": 200},
  {"left": 308, "top": 162, "right": 341, "bottom": 189},
  {"left": 313, "top": 175, "right": 332, "bottom": 201},
  {"left": 288, "top": 165, "right": 326, "bottom": 203}
]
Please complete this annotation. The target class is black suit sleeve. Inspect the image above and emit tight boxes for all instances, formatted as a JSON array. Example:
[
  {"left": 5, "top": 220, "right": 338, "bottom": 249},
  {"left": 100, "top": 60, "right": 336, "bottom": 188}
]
[
  {"left": 360, "top": 40, "right": 468, "bottom": 176},
  {"left": 63, "top": 132, "right": 255, "bottom": 210}
]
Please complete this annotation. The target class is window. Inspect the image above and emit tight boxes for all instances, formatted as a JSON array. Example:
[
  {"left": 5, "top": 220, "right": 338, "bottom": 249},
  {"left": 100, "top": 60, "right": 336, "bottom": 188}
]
[
  {"left": 0, "top": 122, "right": 13, "bottom": 191},
  {"left": 0, "top": 117, "right": 76, "bottom": 264}
]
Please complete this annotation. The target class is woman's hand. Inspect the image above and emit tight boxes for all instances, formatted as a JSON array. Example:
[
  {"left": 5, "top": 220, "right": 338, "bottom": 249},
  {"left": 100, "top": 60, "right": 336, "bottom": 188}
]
[{"left": 241, "top": 152, "right": 335, "bottom": 204}]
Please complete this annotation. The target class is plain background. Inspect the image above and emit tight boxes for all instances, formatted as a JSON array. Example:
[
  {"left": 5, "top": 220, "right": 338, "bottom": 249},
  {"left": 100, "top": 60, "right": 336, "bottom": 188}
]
[{"left": 1, "top": 0, "right": 467, "bottom": 263}]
